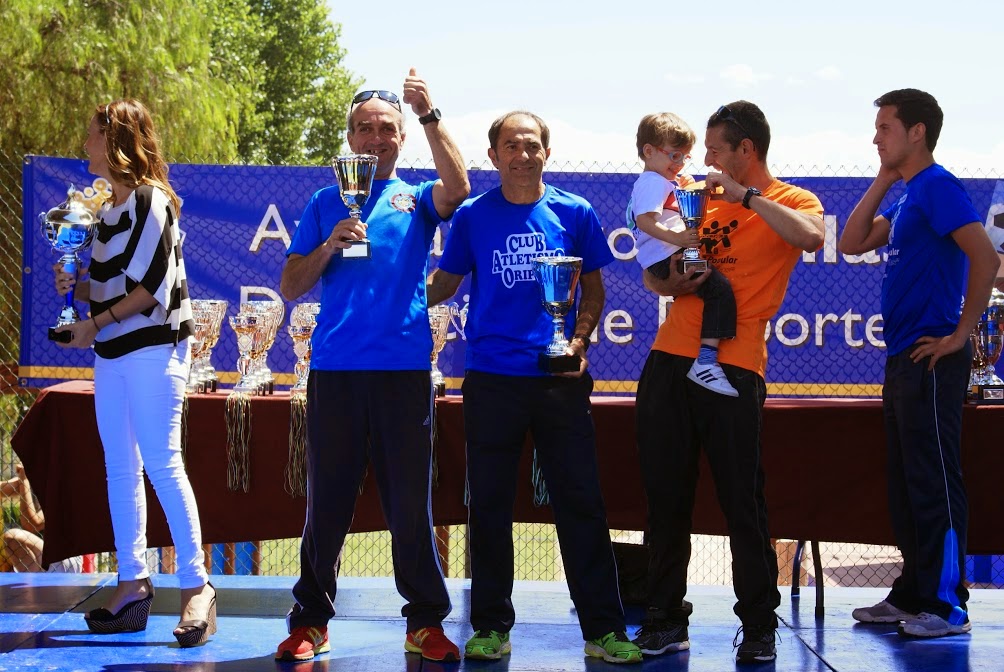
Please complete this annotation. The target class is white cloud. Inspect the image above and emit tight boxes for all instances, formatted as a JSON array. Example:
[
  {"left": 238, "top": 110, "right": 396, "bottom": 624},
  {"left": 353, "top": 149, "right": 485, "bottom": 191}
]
[
  {"left": 814, "top": 66, "right": 842, "bottom": 81},
  {"left": 719, "top": 64, "right": 773, "bottom": 87},
  {"left": 397, "top": 111, "right": 1004, "bottom": 179},
  {"left": 769, "top": 129, "right": 878, "bottom": 174},
  {"left": 664, "top": 73, "right": 706, "bottom": 85}
]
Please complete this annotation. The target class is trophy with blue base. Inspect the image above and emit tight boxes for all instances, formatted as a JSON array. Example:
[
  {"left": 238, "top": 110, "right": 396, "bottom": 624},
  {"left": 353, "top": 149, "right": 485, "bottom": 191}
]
[
  {"left": 332, "top": 154, "right": 379, "bottom": 259},
  {"left": 970, "top": 289, "right": 1004, "bottom": 404},
  {"left": 532, "top": 256, "right": 583, "bottom": 374},
  {"left": 673, "top": 187, "right": 711, "bottom": 275},
  {"left": 41, "top": 187, "right": 98, "bottom": 342}
]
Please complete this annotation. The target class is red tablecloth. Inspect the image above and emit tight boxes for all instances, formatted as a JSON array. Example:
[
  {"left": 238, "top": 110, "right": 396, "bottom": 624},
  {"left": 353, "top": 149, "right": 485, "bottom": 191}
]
[{"left": 11, "top": 381, "right": 1004, "bottom": 566}]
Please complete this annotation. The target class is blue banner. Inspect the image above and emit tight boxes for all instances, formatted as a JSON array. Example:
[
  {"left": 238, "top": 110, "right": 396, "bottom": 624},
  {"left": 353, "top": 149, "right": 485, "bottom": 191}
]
[{"left": 20, "top": 157, "right": 1004, "bottom": 396}]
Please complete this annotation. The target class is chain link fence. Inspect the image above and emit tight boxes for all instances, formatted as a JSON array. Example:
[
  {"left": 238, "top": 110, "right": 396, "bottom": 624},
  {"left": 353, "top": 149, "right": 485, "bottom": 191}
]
[{"left": 2, "top": 150, "right": 1002, "bottom": 592}]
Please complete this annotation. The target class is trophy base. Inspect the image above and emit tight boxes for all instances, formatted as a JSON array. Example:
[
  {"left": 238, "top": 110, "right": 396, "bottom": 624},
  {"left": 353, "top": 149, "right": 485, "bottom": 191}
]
[
  {"left": 677, "top": 257, "right": 708, "bottom": 275},
  {"left": 538, "top": 352, "right": 581, "bottom": 374},
  {"left": 434, "top": 381, "right": 446, "bottom": 397},
  {"left": 971, "top": 384, "right": 1004, "bottom": 404},
  {"left": 342, "top": 240, "right": 371, "bottom": 259},
  {"left": 48, "top": 327, "right": 73, "bottom": 343}
]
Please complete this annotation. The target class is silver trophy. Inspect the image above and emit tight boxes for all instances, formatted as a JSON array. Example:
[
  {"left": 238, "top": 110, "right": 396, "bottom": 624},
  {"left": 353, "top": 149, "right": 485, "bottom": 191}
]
[
  {"left": 41, "top": 187, "right": 98, "bottom": 342},
  {"left": 970, "top": 289, "right": 1004, "bottom": 403},
  {"left": 332, "top": 154, "right": 379, "bottom": 259},
  {"left": 673, "top": 187, "right": 711, "bottom": 275},
  {"left": 428, "top": 302, "right": 467, "bottom": 397},
  {"left": 532, "top": 256, "right": 583, "bottom": 373}
]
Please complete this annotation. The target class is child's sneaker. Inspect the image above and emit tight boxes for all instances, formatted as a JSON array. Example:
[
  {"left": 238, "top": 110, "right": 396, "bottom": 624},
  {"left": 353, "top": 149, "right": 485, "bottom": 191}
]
[{"left": 687, "top": 360, "right": 739, "bottom": 397}]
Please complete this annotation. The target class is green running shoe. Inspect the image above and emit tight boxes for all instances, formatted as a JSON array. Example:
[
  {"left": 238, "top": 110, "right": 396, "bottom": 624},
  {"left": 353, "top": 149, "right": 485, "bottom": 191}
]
[
  {"left": 585, "top": 631, "right": 643, "bottom": 664},
  {"left": 464, "top": 629, "right": 511, "bottom": 660}
]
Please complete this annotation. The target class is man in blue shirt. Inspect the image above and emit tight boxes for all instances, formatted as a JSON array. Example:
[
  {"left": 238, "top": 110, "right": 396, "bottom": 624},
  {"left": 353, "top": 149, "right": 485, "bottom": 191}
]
[
  {"left": 276, "top": 70, "right": 470, "bottom": 663},
  {"left": 428, "top": 110, "right": 642, "bottom": 664},
  {"left": 839, "top": 88, "right": 999, "bottom": 639}
]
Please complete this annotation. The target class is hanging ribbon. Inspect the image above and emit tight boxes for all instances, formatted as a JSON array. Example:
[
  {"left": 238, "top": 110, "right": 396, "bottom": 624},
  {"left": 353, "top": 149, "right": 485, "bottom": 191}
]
[
  {"left": 431, "top": 397, "right": 439, "bottom": 490},
  {"left": 285, "top": 393, "right": 308, "bottom": 497},
  {"left": 225, "top": 391, "right": 252, "bottom": 492},
  {"left": 531, "top": 446, "right": 550, "bottom": 507},
  {"left": 180, "top": 393, "right": 190, "bottom": 469}
]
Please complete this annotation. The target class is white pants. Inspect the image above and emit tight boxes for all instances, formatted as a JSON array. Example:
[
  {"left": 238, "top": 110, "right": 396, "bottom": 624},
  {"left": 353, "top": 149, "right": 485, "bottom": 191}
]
[{"left": 94, "top": 340, "right": 207, "bottom": 589}]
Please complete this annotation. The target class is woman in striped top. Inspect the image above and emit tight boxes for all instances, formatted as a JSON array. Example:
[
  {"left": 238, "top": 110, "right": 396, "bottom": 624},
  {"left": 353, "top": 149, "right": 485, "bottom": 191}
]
[{"left": 53, "top": 100, "right": 216, "bottom": 647}]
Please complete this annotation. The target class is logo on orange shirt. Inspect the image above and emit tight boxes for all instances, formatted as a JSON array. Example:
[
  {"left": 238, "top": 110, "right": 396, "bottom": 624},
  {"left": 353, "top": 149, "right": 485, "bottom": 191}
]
[{"left": 700, "top": 217, "right": 739, "bottom": 256}]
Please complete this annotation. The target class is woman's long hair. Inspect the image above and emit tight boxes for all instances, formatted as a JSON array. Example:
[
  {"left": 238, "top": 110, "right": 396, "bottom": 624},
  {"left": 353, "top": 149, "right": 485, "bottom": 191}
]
[{"left": 95, "top": 100, "right": 182, "bottom": 215}]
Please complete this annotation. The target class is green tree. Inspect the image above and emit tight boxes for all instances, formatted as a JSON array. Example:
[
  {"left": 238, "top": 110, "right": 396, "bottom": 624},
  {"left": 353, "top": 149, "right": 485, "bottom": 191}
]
[
  {"left": 0, "top": 0, "right": 248, "bottom": 160},
  {"left": 239, "top": 0, "right": 359, "bottom": 165}
]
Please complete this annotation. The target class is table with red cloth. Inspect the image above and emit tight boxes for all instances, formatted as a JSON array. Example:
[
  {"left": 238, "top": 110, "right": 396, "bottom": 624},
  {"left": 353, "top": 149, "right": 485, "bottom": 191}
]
[{"left": 11, "top": 381, "right": 1004, "bottom": 568}]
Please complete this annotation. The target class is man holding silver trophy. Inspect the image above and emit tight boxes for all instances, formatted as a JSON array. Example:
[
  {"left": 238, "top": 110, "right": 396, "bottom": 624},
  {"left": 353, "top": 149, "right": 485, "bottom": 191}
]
[
  {"left": 636, "top": 101, "right": 824, "bottom": 664},
  {"left": 840, "top": 89, "right": 999, "bottom": 639},
  {"left": 276, "top": 70, "right": 470, "bottom": 663},
  {"left": 428, "top": 111, "right": 643, "bottom": 664}
]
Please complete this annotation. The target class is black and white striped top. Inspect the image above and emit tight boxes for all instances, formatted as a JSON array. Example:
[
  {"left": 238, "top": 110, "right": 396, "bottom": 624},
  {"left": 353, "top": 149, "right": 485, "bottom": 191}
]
[{"left": 89, "top": 185, "right": 194, "bottom": 359}]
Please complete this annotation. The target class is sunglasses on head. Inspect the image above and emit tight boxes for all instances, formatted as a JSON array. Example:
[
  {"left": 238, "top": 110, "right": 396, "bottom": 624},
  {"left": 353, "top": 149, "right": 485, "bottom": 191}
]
[
  {"left": 711, "top": 105, "right": 751, "bottom": 140},
  {"left": 351, "top": 90, "right": 401, "bottom": 111}
]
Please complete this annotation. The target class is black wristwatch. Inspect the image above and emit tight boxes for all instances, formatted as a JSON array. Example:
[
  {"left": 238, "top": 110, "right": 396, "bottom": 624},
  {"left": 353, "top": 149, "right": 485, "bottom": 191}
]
[
  {"left": 742, "top": 186, "right": 762, "bottom": 209},
  {"left": 418, "top": 108, "right": 442, "bottom": 125}
]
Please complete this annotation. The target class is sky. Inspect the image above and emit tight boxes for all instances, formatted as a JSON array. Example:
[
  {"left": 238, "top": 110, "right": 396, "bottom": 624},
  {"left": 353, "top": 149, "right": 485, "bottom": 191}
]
[{"left": 326, "top": 0, "right": 1002, "bottom": 177}]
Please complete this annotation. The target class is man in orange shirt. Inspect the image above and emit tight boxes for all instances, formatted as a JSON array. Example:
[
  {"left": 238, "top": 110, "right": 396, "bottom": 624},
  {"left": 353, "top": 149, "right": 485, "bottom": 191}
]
[{"left": 631, "top": 101, "right": 824, "bottom": 665}]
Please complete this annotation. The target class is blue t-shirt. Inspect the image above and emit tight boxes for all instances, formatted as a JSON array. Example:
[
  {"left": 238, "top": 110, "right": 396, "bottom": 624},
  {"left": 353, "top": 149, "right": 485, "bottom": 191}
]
[
  {"left": 286, "top": 178, "right": 441, "bottom": 370},
  {"left": 880, "top": 164, "right": 981, "bottom": 356},
  {"left": 438, "top": 184, "right": 614, "bottom": 376}
]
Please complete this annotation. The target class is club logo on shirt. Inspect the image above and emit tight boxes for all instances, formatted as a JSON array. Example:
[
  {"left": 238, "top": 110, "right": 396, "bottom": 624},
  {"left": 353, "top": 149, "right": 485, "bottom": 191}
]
[
  {"left": 390, "top": 192, "right": 417, "bottom": 213},
  {"left": 700, "top": 218, "right": 739, "bottom": 258},
  {"left": 492, "top": 232, "right": 564, "bottom": 288}
]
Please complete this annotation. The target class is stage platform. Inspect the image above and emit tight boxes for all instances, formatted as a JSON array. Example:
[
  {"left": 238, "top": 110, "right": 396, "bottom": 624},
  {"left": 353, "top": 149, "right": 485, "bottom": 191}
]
[{"left": 0, "top": 573, "right": 1000, "bottom": 671}]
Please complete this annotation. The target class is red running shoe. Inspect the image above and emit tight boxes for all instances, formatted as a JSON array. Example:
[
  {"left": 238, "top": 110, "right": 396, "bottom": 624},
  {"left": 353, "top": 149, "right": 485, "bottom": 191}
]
[
  {"left": 275, "top": 625, "right": 330, "bottom": 661},
  {"left": 405, "top": 626, "right": 460, "bottom": 662}
]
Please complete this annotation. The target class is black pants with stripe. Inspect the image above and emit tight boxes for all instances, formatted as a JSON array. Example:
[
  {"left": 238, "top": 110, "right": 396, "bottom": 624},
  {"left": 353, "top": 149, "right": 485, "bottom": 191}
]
[
  {"left": 289, "top": 370, "right": 451, "bottom": 632},
  {"left": 637, "top": 351, "right": 779, "bottom": 627},
  {"left": 462, "top": 370, "right": 626, "bottom": 640},
  {"left": 883, "top": 343, "right": 970, "bottom": 621}
]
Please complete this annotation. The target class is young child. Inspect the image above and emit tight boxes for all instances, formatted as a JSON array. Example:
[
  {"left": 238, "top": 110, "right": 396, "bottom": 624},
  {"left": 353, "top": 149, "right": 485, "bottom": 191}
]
[{"left": 627, "top": 112, "right": 738, "bottom": 397}]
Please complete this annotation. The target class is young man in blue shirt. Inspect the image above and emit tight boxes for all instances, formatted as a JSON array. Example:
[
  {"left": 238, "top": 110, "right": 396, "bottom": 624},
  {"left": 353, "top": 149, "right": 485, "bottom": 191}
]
[{"left": 839, "top": 88, "right": 1000, "bottom": 638}]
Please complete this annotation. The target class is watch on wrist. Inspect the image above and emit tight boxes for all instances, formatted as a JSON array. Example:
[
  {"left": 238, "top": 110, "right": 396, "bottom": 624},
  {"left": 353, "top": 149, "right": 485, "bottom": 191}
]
[
  {"left": 742, "top": 186, "right": 762, "bottom": 209},
  {"left": 418, "top": 108, "right": 442, "bottom": 125}
]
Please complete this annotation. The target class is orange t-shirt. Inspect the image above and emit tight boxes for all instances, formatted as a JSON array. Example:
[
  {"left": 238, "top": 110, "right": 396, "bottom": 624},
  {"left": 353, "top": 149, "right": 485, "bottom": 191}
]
[{"left": 652, "top": 179, "right": 824, "bottom": 378}]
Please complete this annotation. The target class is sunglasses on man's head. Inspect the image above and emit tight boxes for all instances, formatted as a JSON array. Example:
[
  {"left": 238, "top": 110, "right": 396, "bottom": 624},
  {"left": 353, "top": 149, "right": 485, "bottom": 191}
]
[
  {"left": 711, "top": 105, "right": 751, "bottom": 140},
  {"left": 351, "top": 90, "right": 401, "bottom": 111}
]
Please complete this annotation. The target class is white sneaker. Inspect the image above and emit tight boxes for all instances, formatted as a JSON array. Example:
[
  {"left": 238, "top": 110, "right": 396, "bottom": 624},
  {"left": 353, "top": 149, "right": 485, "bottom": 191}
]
[
  {"left": 898, "top": 612, "right": 972, "bottom": 638},
  {"left": 851, "top": 600, "right": 916, "bottom": 623},
  {"left": 687, "top": 361, "right": 739, "bottom": 397}
]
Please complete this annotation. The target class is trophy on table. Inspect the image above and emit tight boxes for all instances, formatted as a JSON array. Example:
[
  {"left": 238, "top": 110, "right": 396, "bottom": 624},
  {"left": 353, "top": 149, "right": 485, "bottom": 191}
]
[
  {"left": 332, "top": 154, "right": 379, "bottom": 259},
  {"left": 532, "top": 256, "right": 583, "bottom": 374},
  {"left": 673, "top": 187, "right": 711, "bottom": 275},
  {"left": 40, "top": 187, "right": 98, "bottom": 342},
  {"left": 970, "top": 289, "right": 1004, "bottom": 404}
]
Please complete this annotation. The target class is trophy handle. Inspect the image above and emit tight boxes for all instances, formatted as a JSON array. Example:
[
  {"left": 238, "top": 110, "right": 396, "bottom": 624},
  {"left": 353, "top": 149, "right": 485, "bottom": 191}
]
[{"left": 448, "top": 303, "right": 467, "bottom": 341}]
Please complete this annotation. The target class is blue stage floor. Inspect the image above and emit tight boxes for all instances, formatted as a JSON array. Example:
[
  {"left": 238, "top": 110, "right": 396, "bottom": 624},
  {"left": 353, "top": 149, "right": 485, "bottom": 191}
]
[{"left": 0, "top": 573, "right": 999, "bottom": 671}]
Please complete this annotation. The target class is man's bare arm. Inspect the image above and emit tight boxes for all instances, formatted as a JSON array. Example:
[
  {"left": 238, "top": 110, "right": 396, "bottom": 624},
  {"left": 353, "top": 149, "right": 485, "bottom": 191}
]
[{"left": 427, "top": 268, "right": 465, "bottom": 307}]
